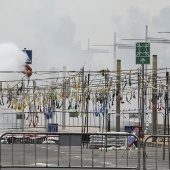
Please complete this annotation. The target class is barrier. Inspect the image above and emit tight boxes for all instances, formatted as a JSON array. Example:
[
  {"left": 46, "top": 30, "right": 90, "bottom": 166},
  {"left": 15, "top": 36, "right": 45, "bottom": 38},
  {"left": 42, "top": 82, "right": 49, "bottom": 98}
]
[
  {"left": 143, "top": 135, "right": 170, "bottom": 170},
  {"left": 0, "top": 132, "right": 140, "bottom": 170}
]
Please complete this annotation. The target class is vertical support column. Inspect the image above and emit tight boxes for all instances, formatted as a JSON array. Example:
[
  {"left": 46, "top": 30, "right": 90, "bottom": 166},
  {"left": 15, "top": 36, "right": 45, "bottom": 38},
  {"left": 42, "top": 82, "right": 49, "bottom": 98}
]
[
  {"left": 152, "top": 55, "right": 157, "bottom": 142},
  {"left": 62, "top": 66, "right": 66, "bottom": 130},
  {"left": 116, "top": 60, "right": 121, "bottom": 132}
]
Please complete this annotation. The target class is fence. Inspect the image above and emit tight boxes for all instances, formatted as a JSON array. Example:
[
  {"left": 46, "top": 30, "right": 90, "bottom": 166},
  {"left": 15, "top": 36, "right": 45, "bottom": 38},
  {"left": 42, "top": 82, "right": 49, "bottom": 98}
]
[
  {"left": 0, "top": 132, "right": 140, "bottom": 170},
  {"left": 143, "top": 135, "right": 170, "bottom": 170},
  {"left": 0, "top": 111, "right": 166, "bottom": 133}
]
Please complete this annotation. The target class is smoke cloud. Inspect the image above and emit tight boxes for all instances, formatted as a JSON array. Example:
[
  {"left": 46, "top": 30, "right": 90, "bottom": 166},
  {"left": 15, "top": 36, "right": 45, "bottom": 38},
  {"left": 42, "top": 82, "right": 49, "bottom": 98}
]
[
  {"left": 0, "top": 0, "right": 102, "bottom": 72},
  {"left": 0, "top": 43, "right": 28, "bottom": 81}
]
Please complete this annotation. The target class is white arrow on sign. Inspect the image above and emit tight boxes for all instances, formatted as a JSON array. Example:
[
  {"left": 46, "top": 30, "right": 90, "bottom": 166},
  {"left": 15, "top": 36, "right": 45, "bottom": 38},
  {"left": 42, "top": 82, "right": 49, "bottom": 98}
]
[{"left": 140, "top": 58, "right": 145, "bottom": 63}]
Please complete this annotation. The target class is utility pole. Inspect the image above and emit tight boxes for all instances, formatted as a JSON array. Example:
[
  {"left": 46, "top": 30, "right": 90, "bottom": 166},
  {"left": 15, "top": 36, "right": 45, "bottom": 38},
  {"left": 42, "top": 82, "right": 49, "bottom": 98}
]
[
  {"left": 152, "top": 55, "right": 157, "bottom": 142},
  {"left": 116, "top": 60, "right": 121, "bottom": 132},
  {"left": 163, "top": 70, "right": 169, "bottom": 160},
  {"left": 104, "top": 69, "right": 110, "bottom": 132}
]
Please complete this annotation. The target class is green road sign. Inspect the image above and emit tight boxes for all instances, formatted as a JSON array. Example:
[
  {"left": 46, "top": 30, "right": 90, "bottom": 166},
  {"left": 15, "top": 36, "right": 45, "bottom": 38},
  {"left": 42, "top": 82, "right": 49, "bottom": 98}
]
[
  {"left": 136, "top": 42, "right": 150, "bottom": 64},
  {"left": 136, "top": 57, "right": 150, "bottom": 64}
]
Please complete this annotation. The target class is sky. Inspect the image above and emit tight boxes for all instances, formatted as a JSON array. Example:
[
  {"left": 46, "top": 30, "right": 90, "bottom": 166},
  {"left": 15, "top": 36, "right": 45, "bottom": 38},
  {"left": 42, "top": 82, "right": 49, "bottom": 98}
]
[{"left": 0, "top": 0, "right": 170, "bottom": 72}]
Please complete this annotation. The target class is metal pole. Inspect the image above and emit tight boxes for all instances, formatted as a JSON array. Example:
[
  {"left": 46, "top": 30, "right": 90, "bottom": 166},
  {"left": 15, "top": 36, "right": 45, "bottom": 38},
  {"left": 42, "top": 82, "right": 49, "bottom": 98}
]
[
  {"left": 166, "top": 71, "right": 169, "bottom": 136},
  {"left": 163, "top": 70, "right": 168, "bottom": 160},
  {"left": 166, "top": 71, "right": 170, "bottom": 169},
  {"left": 145, "top": 25, "right": 148, "bottom": 127},
  {"left": 81, "top": 67, "right": 85, "bottom": 133},
  {"left": 105, "top": 71, "right": 107, "bottom": 132},
  {"left": 106, "top": 70, "right": 110, "bottom": 132},
  {"left": 83, "top": 76, "right": 87, "bottom": 133},
  {"left": 62, "top": 66, "right": 66, "bottom": 130},
  {"left": 138, "top": 70, "right": 141, "bottom": 128},
  {"left": 21, "top": 81, "right": 25, "bottom": 132},
  {"left": 86, "top": 72, "right": 90, "bottom": 134},
  {"left": 152, "top": 55, "right": 157, "bottom": 142},
  {"left": 141, "top": 64, "right": 145, "bottom": 143}
]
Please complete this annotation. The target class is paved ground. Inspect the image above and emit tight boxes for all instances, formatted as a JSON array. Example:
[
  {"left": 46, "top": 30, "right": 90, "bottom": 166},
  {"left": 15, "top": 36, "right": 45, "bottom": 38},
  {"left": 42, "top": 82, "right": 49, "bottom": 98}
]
[
  {"left": 0, "top": 142, "right": 170, "bottom": 170},
  {"left": 0, "top": 127, "right": 170, "bottom": 169}
]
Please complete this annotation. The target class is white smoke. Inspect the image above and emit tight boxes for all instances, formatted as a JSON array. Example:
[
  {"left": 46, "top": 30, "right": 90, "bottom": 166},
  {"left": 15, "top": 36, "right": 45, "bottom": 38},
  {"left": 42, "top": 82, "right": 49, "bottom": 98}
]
[{"left": 0, "top": 43, "right": 28, "bottom": 81}]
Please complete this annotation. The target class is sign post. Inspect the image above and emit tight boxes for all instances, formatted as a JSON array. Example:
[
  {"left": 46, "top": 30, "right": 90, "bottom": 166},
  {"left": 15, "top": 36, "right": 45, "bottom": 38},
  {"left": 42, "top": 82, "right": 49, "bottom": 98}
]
[{"left": 136, "top": 42, "right": 150, "bottom": 142}]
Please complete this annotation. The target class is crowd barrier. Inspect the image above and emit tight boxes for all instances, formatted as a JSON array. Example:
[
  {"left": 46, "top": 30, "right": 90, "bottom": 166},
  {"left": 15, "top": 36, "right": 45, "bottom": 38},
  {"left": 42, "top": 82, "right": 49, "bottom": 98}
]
[{"left": 0, "top": 132, "right": 140, "bottom": 170}]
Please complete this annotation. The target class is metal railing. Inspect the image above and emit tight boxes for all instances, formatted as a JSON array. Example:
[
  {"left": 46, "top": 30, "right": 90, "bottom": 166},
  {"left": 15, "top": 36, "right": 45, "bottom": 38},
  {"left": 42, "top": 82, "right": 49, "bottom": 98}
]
[
  {"left": 0, "top": 132, "right": 140, "bottom": 169},
  {"left": 143, "top": 135, "right": 170, "bottom": 170}
]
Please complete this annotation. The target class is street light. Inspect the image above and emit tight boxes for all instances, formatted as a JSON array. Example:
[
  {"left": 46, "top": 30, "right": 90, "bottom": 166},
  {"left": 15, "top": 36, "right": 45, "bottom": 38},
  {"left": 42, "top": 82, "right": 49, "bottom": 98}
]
[
  {"left": 93, "top": 33, "right": 135, "bottom": 71},
  {"left": 82, "top": 39, "right": 109, "bottom": 55}
]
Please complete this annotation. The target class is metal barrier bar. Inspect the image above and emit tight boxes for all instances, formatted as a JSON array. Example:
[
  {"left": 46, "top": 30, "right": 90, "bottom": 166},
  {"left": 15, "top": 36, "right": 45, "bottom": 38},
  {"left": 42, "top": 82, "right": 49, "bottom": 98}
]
[
  {"left": 126, "top": 136, "right": 128, "bottom": 166},
  {"left": 0, "top": 132, "right": 140, "bottom": 169},
  {"left": 35, "top": 134, "right": 37, "bottom": 166},
  {"left": 116, "top": 135, "right": 118, "bottom": 167},
  {"left": 23, "top": 134, "right": 25, "bottom": 165},
  {"left": 58, "top": 137, "right": 59, "bottom": 166},
  {"left": 12, "top": 133, "right": 13, "bottom": 166},
  {"left": 104, "top": 134, "right": 106, "bottom": 167},
  {"left": 69, "top": 134, "right": 71, "bottom": 167},
  {"left": 156, "top": 138, "right": 158, "bottom": 169},
  {"left": 92, "top": 135, "right": 94, "bottom": 167}
]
